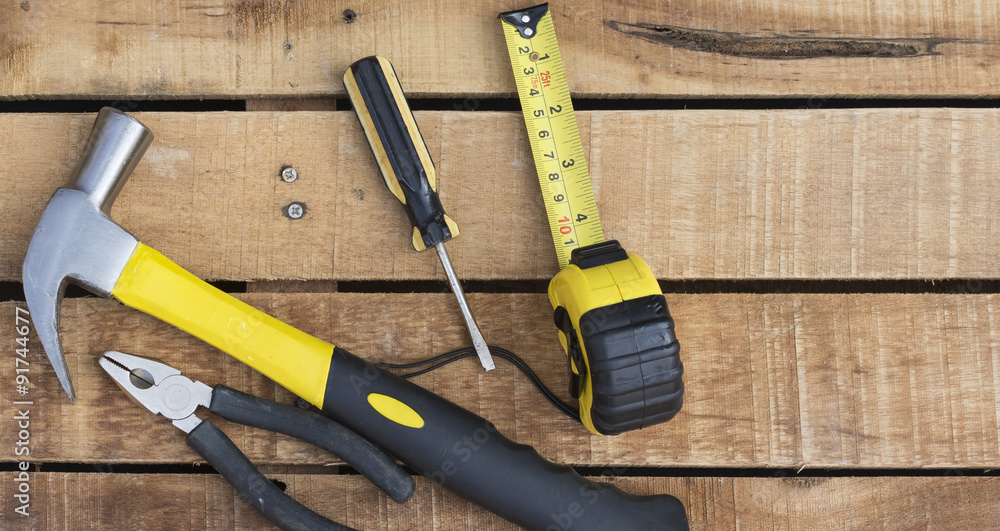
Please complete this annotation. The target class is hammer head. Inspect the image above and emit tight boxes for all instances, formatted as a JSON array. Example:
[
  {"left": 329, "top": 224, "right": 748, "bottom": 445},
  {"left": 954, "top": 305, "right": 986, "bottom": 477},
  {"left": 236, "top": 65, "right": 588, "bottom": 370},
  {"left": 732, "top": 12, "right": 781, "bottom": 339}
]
[{"left": 23, "top": 108, "right": 153, "bottom": 402}]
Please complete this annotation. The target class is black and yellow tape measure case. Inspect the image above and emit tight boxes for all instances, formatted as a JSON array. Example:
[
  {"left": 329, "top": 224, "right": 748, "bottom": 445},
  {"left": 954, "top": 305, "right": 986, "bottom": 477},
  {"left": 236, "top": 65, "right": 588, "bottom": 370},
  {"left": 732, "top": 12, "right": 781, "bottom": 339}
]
[
  {"left": 550, "top": 241, "right": 683, "bottom": 435},
  {"left": 501, "top": 4, "right": 684, "bottom": 436}
]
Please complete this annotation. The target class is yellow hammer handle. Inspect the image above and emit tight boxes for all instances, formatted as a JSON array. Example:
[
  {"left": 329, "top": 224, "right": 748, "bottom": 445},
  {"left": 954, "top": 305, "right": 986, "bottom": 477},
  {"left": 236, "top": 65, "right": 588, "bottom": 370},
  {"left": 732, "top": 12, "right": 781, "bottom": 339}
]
[{"left": 111, "top": 243, "right": 333, "bottom": 407}]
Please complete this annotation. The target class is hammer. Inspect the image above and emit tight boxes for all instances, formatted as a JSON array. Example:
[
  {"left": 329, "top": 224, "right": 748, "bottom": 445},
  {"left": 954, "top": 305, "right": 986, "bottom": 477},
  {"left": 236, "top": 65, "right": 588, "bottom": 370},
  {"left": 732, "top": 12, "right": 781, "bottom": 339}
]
[{"left": 22, "top": 108, "right": 689, "bottom": 530}]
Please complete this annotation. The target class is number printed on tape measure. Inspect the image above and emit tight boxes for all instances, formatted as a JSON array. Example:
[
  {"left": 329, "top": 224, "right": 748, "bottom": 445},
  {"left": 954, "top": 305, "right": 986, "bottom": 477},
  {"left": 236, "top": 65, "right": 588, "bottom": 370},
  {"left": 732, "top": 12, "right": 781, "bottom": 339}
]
[{"left": 503, "top": 8, "right": 604, "bottom": 268}]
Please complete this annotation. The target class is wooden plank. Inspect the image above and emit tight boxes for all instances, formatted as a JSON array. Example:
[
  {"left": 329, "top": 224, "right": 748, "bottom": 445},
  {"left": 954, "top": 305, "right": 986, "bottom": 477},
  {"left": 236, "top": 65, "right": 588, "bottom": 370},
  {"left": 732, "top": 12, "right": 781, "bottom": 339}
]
[
  {"left": 4, "top": 293, "right": 1000, "bottom": 469},
  {"left": 4, "top": 109, "right": 1000, "bottom": 282},
  {"left": 2, "top": 473, "right": 999, "bottom": 530},
  {"left": 3, "top": 1, "right": 1000, "bottom": 98}
]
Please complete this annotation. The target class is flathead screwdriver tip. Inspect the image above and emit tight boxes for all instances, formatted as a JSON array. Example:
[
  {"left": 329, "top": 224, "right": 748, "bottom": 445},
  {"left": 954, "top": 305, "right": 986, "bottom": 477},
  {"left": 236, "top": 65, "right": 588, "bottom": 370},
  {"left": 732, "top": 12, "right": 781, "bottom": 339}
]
[
  {"left": 471, "top": 328, "right": 496, "bottom": 372},
  {"left": 435, "top": 243, "right": 496, "bottom": 372}
]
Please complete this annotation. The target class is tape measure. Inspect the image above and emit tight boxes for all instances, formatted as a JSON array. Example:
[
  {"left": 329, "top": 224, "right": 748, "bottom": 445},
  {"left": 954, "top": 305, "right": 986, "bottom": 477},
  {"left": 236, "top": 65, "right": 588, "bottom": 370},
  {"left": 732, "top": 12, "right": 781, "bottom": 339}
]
[
  {"left": 501, "top": 4, "right": 684, "bottom": 436},
  {"left": 500, "top": 4, "right": 603, "bottom": 268}
]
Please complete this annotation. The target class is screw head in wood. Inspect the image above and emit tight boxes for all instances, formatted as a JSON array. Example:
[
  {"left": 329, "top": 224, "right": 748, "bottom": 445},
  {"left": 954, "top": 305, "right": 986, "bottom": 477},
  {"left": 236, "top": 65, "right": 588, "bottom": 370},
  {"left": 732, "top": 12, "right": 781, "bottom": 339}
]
[
  {"left": 280, "top": 165, "right": 298, "bottom": 182},
  {"left": 284, "top": 202, "right": 306, "bottom": 219}
]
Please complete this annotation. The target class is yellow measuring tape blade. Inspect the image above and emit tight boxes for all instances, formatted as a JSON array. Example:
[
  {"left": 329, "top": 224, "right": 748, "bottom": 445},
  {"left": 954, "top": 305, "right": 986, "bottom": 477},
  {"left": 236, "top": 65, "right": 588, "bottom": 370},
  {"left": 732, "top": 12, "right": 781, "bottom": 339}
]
[{"left": 501, "top": 4, "right": 604, "bottom": 269}]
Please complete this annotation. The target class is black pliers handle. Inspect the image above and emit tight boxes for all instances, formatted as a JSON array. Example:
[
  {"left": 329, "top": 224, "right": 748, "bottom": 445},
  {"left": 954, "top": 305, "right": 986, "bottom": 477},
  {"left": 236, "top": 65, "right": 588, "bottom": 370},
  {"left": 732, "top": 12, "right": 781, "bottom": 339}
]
[{"left": 100, "top": 350, "right": 414, "bottom": 531}]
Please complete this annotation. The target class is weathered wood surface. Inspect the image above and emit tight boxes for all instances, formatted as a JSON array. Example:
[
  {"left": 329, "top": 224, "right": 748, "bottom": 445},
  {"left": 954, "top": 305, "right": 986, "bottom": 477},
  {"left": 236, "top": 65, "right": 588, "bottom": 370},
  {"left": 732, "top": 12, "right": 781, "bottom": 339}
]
[
  {"left": 3, "top": 2, "right": 999, "bottom": 526},
  {"left": 2, "top": 1, "right": 1000, "bottom": 99},
  {"left": 4, "top": 292, "right": 1000, "bottom": 469},
  {"left": 4, "top": 109, "right": 1000, "bottom": 282},
  {"left": 2, "top": 473, "right": 998, "bottom": 530}
]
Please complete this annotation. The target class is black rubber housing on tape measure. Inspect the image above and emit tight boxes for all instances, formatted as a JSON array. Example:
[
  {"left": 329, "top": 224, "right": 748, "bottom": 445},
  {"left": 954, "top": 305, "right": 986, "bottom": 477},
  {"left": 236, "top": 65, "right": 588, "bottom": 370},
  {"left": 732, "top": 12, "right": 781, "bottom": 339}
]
[{"left": 576, "top": 295, "right": 683, "bottom": 435}]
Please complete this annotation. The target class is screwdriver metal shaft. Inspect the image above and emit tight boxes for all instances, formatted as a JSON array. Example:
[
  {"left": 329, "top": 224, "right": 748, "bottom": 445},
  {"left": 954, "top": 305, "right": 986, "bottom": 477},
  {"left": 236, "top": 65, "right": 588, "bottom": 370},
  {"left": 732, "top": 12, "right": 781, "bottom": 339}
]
[
  {"left": 344, "top": 55, "right": 495, "bottom": 371},
  {"left": 435, "top": 243, "right": 494, "bottom": 371}
]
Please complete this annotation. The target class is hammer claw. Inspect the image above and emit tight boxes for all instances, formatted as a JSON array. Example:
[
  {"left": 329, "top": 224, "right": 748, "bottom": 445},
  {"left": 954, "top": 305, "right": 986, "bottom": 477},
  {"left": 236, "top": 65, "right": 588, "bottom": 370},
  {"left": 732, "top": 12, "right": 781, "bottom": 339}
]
[
  {"left": 23, "top": 233, "right": 75, "bottom": 402},
  {"left": 25, "top": 285, "right": 75, "bottom": 402},
  {"left": 22, "top": 108, "right": 152, "bottom": 403}
]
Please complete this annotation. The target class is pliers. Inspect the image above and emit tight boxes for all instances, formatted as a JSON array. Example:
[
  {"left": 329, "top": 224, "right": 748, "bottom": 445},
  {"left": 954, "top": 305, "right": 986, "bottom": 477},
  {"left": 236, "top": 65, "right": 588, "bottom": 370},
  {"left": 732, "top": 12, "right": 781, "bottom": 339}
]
[{"left": 99, "top": 350, "right": 415, "bottom": 531}]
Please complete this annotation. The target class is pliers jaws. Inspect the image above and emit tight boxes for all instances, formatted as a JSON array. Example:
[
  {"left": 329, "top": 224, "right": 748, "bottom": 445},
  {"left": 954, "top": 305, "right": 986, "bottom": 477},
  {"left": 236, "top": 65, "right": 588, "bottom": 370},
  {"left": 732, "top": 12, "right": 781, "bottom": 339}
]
[{"left": 100, "top": 350, "right": 212, "bottom": 433}]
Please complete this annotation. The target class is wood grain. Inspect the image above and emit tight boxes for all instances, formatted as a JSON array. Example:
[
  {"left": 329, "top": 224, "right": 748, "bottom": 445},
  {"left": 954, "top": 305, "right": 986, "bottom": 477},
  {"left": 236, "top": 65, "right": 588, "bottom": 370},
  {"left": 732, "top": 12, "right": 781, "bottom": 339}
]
[
  {"left": 4, "top": 293, "right": 1000, "bottom": 469},
  {"left": 2, "top": 1, "right": 999, "bottom": 98},
  {"left": 4, "top": 2, "right": 997, "bottom": 528},
  {"left": 4, "top": 109, "right": 1000, "bottom": 282},
  {"left": 2, "top": 473, "right": 998, "bottom": 530}
]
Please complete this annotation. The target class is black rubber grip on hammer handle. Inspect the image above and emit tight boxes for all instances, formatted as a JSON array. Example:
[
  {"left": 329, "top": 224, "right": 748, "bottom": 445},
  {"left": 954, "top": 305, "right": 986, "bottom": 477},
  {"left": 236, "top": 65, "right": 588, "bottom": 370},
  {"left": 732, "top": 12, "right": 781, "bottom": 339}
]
[{"left": 322, "top": 347, "right": 690, "bottom": 531}]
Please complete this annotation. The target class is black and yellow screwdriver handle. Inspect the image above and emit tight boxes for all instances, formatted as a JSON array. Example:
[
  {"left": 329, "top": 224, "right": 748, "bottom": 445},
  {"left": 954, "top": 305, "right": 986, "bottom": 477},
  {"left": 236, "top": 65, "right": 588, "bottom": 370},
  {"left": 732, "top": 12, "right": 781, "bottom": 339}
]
[{"left": 344, "top": 56, "right": 460, "bottom": 252}]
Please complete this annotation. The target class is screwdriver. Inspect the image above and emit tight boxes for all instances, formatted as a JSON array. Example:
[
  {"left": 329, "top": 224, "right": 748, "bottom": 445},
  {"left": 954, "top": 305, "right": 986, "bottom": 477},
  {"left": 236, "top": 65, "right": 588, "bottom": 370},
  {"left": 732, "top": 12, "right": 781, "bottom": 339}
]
[{"left": 344, "top": 56, "right": 495, "bottom": 372}]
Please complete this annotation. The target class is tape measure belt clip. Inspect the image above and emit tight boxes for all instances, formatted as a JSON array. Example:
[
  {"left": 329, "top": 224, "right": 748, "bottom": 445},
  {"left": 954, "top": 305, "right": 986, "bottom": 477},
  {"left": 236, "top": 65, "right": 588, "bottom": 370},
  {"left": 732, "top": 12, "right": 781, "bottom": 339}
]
[{"left": 553, "top": 305, "right": 585, "bottom": 398}]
